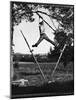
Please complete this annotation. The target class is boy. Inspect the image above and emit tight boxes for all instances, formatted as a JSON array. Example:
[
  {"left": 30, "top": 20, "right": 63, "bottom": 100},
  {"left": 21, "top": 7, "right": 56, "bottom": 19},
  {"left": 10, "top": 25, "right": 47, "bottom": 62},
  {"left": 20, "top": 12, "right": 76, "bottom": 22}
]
[{"left": 32, "top": 18, "right": 58, "bottom": 47}]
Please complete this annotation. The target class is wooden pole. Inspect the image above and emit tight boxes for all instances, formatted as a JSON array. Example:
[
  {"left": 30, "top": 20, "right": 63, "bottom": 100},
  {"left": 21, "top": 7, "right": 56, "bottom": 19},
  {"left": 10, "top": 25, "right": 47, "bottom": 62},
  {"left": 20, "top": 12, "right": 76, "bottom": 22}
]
[
  {"left": 36, "top": 12, "right": 56, "bottom": 32},
  {"left": 51, "top": 44, "right": 67, "bottom": 78},
  {"left": 20, "top": 30, "right": 46, "bottom": 80}
]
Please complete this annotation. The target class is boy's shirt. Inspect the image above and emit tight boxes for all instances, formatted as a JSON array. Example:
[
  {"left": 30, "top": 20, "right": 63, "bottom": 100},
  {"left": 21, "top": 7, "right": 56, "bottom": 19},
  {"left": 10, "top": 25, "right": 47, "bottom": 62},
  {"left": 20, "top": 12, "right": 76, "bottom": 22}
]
[{"left": 39, "top": 24, "right": 45, "bottom": 34}]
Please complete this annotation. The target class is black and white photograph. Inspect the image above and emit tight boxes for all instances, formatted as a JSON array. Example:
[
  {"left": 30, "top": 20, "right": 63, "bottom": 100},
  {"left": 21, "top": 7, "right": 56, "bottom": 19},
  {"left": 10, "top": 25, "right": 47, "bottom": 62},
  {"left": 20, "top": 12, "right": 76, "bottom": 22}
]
[{"left": 10, "top": 1, "right": 74, "bottom": 99}]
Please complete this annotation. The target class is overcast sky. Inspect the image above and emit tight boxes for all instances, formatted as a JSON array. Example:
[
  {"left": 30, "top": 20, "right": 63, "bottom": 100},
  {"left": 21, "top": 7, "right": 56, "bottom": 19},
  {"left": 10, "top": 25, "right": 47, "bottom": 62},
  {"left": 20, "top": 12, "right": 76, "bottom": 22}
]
[{"left": 13, "top": 8, "right": 59, "bottom": 54}]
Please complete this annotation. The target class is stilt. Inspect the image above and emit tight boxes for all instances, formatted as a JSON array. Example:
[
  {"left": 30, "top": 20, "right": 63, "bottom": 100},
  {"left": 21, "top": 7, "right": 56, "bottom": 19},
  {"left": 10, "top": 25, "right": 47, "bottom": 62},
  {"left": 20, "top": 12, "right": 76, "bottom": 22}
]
[
  {"left": 20, "top": 30, "right": 46, "bottom": 81},
  {"left": 36, "top": 12, "right": 56, "bottom": 32},
  {"left": 51, "top": 44, "right": 67, "bottom": 79}
]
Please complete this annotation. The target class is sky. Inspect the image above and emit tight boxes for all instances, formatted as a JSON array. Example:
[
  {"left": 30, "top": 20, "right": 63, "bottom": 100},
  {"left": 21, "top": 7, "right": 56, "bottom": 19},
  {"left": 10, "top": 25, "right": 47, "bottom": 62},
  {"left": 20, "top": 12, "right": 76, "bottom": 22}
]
[{"left": 13, "top": 8, "right": 59, "bottom": 54}]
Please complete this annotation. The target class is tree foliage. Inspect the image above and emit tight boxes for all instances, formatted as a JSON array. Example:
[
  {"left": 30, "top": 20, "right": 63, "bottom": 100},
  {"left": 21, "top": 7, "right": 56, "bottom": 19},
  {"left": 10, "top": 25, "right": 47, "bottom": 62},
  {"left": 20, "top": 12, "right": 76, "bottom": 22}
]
[
  {"left": 11, "top": 2, "right": 74, "bottom": 55},
  {"left": 11, "top": 2, "right": 74, "bottom": 26}
]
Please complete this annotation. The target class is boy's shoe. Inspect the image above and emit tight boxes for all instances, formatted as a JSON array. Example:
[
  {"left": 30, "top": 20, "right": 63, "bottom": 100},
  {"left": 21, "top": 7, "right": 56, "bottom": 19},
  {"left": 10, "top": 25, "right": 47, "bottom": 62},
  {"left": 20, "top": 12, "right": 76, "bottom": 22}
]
[
  {"left": 30, "top": 49, "right": 34, "bottom": 52},
  {"left": 32, "top": 44, "right": 37, "bottom": 47},
  {"left": 55, "top": 42, "right": 59, "bottom": 48}
]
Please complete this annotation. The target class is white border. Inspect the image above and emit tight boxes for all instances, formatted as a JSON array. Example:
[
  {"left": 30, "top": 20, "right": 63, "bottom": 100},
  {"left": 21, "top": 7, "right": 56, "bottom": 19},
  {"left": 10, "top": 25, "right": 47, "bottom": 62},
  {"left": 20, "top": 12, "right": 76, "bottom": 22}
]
[{"left": 0, "top": 0, "right": 75, "bottom": 100}]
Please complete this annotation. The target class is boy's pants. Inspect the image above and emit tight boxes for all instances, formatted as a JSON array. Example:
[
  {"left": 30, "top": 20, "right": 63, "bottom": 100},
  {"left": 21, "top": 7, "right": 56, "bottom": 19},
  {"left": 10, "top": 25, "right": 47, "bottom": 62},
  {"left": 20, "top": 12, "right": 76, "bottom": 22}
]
[{"left": 34, "top": 33, "right": 57, "bottom": 47}]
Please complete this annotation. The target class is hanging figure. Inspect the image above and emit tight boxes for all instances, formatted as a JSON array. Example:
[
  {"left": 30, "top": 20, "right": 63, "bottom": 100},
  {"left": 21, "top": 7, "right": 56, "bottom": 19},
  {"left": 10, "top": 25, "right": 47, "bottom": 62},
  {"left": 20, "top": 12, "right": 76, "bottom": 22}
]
[{"left": 32, "top": 17, "right": 58, "bottom": 47}]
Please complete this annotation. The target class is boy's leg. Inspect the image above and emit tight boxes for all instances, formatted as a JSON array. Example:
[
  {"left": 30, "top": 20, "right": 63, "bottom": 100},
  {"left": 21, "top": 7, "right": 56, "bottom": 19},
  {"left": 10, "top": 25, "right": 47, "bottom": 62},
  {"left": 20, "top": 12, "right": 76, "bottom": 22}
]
[
  {"left": 43, "top": 34, "right": 58, "bottom": 47},
  {"left": 32, "top": 35, "right": 44, "bottom": 47}
]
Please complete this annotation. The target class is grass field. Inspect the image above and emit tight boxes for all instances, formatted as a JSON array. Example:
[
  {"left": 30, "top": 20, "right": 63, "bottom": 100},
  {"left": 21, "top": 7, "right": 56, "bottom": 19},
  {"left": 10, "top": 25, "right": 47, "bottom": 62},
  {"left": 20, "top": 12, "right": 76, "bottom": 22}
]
[
  {"left": 11, "top": 62, "right": 74, "bottom": 98},
  {"left": 12, "top": 61, "right": 74, "bottom": 86}
]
